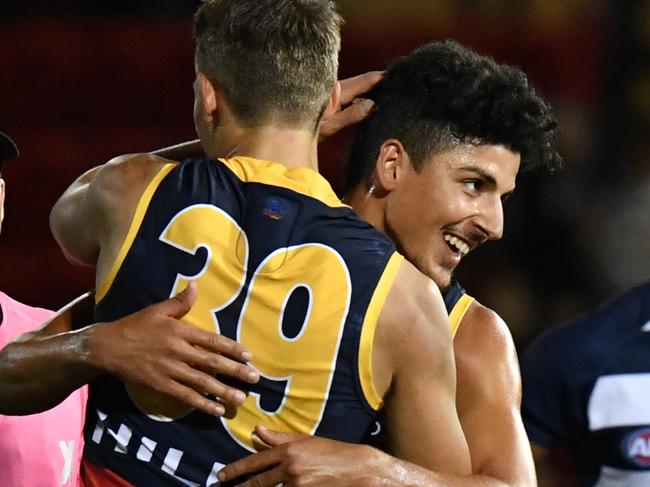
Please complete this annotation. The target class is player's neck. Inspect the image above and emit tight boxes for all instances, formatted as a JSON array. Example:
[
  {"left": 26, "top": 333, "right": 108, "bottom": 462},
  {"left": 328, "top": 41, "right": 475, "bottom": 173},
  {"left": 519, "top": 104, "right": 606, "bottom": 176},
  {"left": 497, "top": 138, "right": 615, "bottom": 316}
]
[
  {"left": 344, "top": 185, "right": 386, "bottom": 233},
  {"left": 212, "top": 125, "right": 319, "bottom": 172}
]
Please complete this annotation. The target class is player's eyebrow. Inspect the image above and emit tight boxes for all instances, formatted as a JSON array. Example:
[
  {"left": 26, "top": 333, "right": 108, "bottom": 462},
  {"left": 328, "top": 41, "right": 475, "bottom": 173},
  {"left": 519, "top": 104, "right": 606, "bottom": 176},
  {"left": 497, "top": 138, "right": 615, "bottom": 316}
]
[
  {"left": 459, "top": 166, "right": 516, "bottom": 200},
  {"left": 458, "top": 166, "right": 497, "bottom": 187}
]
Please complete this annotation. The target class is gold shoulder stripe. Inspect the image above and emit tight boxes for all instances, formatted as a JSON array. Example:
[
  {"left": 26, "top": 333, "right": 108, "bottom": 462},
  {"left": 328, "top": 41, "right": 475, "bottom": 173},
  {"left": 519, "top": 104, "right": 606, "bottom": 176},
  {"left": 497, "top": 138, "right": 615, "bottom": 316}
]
[
  {"left": 449, "top": 294, "right": 475, "bottom": 338},
  {"left": 358, "top": 252, "right": 404, "bottom": 410},
  {"left": 218, "top": 157, "right": 350, "bottom": 209},
  {"left": 95, "top": 163, "right": 177, "bottom": 304}
]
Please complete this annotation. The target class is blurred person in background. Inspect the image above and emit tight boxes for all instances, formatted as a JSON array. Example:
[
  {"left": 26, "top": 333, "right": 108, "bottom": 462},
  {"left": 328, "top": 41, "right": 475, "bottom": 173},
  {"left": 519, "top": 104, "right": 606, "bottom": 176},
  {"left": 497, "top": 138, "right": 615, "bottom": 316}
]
[
  {"left": 0, "top": 130, "right": 86, "bottom": 487},
  {"left": 523, "top": 280, "right": 650, "bottom": 487}
]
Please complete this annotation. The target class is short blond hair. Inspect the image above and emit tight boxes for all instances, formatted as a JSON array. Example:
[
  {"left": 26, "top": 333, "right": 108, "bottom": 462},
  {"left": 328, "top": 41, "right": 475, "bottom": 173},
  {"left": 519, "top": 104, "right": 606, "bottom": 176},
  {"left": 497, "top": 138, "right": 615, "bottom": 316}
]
[{"left": 194, "top": 0, "right": 342, "bottom": 130}]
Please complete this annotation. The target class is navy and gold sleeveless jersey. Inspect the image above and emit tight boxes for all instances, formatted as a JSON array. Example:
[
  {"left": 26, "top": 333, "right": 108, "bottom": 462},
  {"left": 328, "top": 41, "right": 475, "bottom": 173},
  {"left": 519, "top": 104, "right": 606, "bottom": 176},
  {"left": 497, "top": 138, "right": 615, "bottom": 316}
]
[
  {"left": 363, "top": 278, "right": 475, "bottom": 449},
  {"left": 444, "top": 279, "right": 475, "bottom": 338},
  {"left": 86, "top": 157, "right": 402, "bottom": 485}
]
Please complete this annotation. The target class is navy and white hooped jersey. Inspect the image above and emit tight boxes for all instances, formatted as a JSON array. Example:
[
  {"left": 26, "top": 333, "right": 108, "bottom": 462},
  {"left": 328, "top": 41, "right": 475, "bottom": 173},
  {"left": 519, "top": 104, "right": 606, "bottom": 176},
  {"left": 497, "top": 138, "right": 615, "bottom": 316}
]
[
  {"left": 363, "top": 278, "right": 474, "bottom": 449},
  {"left": 522, "top": 281, "right": 650, "bottom": 487},
  {"left": 86, "top": 156, "right": 402, "bottom": 485}
]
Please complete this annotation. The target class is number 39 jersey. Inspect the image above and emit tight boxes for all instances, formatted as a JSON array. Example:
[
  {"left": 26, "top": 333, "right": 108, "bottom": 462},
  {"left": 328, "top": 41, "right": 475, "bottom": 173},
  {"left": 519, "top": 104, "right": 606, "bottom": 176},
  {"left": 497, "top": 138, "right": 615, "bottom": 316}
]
[{"left": 86, "top": 156, "right": 402, "bottom": 486}]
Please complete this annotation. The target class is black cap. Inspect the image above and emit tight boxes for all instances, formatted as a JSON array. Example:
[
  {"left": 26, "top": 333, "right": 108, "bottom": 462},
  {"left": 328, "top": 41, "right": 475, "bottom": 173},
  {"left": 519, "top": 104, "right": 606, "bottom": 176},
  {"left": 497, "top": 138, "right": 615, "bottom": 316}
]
[{"left": 0, "top": 132, "right": 19, "bottom": 166}]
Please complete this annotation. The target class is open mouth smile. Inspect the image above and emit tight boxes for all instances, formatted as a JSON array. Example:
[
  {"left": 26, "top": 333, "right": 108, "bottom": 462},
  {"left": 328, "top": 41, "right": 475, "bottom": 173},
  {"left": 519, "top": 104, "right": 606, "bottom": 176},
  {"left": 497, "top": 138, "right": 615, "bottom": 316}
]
[{"left": 443, "top": 233, "right": 470, "bottom": 256}]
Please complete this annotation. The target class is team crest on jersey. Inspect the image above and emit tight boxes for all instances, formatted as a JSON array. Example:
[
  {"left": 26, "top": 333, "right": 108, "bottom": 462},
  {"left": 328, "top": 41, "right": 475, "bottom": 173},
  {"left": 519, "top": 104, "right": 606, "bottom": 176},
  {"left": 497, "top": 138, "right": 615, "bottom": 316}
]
[
  {"left": 621, "top": 428, "right": 650, "bottom": 467},
  {"left": 262, "top": 198, "right": 284, "bottom": 220}
]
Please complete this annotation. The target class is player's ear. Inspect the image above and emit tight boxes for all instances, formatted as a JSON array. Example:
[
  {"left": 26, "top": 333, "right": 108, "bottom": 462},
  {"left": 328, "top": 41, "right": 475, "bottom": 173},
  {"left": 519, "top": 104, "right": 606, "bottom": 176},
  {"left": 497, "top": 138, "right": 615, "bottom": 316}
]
[
  {"left": 322, "top": 81, "right": 342, "bottom": 122},
  {"left": 374, "top": 139, "right": 407, "bottom": 193},
  {"left": 194, "top": 72, "right": 220, "bottom": 127}
]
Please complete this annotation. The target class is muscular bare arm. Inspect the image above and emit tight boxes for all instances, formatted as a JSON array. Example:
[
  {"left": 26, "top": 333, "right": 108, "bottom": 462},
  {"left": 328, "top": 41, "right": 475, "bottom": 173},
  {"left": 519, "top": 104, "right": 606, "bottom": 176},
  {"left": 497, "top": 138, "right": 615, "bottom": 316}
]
[
  {"left": 451, "top": 302, "right": 535, "bottom": 486},
  {"left": 375, "top": 261, "right": 471, "bottom": 473},
  {"left": 0, "top": 292, "right": 97, "bottom": 414},
  {"left": 0, "top": 155, "right": 259, "bottom": 416},
  {"left": 50, "top": 153, "right": 163, "bottom": 274},
  {"left": 0, "top": 285, "right": 258, "bottom": 416},
  {"left": 219, "top": 301, "right": 535, "bottom": 487}
]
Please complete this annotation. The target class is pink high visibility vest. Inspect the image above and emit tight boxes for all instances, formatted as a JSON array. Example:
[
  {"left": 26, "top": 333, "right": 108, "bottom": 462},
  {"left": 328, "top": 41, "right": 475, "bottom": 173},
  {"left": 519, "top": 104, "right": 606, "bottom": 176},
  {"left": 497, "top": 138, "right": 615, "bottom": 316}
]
[{"left": 0, "top": 292, "right": 87, "bottom": 486}]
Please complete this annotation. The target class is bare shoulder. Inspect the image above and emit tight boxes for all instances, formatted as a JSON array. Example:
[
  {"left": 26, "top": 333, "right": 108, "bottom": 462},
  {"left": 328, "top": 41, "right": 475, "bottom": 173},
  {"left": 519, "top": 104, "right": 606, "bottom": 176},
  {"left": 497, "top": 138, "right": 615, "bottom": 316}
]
[
  {"left": 81, "top": 152, "right": 175, "bottom": 233},
  {"left": 375, "top": 261, "right": 471, "bottom": 472},
  {"left": 50, "top": 152, "right": 175, "bottom": 268},
  {"left": 456, "top": 301, "right": 515, "bottom": 356},
  {"left": 90, "top": 153, "right": 173, "bottom": 199},
  {"left": 381, "top": 259, "right": 449, "bottom": 345},
  {"left": 455, "top": 300, "right": 521, "bottom": 405},
  {"left": 373, "top": 259, "right": 453, "bottom": 395}
]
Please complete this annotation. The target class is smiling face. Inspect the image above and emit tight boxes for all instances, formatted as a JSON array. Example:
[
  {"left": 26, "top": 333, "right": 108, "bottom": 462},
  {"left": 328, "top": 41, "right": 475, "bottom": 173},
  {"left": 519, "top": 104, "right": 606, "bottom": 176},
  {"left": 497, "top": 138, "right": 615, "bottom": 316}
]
[{"left": 355, "top": 142, "right": 520, "bottom": 289}]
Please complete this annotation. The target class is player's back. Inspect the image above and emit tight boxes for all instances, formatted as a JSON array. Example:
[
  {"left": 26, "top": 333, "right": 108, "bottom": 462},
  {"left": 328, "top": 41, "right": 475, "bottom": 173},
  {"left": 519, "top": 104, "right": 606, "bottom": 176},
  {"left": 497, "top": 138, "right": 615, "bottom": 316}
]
[{"left": 87, "top": 156, "right": 403, "bottom": 485}]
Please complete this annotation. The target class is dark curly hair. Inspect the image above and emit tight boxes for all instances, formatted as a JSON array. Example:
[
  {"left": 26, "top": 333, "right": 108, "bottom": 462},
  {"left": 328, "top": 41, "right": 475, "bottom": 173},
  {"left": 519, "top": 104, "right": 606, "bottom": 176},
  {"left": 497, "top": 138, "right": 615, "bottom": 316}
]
[{"left": 345, "top": 40, "right": 561, "bottom": 192}]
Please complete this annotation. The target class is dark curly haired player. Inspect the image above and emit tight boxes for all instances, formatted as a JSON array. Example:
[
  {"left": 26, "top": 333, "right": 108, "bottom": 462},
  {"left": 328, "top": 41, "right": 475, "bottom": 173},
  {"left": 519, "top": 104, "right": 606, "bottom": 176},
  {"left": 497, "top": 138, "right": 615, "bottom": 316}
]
[{"left": 219, "top": 39, "right": 561, "bottom": 487}]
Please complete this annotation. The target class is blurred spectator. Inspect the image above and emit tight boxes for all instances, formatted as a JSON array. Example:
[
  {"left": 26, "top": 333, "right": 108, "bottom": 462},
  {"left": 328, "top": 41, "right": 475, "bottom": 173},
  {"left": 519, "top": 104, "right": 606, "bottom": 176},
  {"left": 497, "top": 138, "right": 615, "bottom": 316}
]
[{"left": 522, "top": 280, "right": 650, "bottom": 486}]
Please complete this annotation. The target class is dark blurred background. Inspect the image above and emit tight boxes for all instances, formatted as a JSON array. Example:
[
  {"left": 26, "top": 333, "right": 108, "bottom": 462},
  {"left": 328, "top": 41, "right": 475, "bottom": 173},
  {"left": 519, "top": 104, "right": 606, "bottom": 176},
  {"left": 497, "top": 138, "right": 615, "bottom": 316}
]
[{"left": 0, "top": 0, "right": 648, "bottom": 350}]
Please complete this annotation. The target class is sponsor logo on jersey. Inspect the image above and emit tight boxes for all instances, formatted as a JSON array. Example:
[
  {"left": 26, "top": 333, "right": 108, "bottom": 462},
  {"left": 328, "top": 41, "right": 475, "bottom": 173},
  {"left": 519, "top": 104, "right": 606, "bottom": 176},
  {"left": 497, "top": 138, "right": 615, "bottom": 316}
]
[{"left": 622, "top": 428, "right": 650, "bottom": 467}]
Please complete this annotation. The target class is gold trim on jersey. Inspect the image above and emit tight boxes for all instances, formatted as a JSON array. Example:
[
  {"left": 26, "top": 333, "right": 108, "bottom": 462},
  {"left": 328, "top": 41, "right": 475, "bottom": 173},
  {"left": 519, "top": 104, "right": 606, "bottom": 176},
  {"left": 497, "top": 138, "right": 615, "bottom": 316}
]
[
  {"left": 95, "top": 163, "right": 177, "bottom": 304},
  {"left": 218, "top": 157, "right": 350, "bottom": 209},
  {"left": 449, "top": 294, "right": 475, "bottom": 337},
  {"left": 358, "top": 251, "right": 405, "bottom": 411}
]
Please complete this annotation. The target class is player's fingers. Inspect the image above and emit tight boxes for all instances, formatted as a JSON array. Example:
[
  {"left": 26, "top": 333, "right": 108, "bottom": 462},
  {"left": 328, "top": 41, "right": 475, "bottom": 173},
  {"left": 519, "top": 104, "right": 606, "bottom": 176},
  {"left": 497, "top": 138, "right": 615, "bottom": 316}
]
[
  {"left": 343, "top": 99, "right": 375, "bottom": 124},
  {"left": 187, "top": 345, "right": 260, "bottom": 384},
  {"left": 218, "top": 449, "right": 282, "bottom": 484},
  {"left": 172, "top": 363, "right": 248, "bottom": 407},
  {"left": 339, "top": 71, "right": 383, "bottom": 105},
  {"left": 255, "top": 424, "right": 305, "bottom": 446},
  {"left": 160, "top": 380, "right": 226, "bottom": 417},
  {"left": 149, "top": 282, "right": 198, "bottom": 319},
  {"left": 186, "top": 325, "right": 253, "bottom": 363},
  {"left": 237, "top": 468, "right": 287, "bottom": 487},
  {"left": 319, "top": 99, "right": 374, "bottom": 140}
]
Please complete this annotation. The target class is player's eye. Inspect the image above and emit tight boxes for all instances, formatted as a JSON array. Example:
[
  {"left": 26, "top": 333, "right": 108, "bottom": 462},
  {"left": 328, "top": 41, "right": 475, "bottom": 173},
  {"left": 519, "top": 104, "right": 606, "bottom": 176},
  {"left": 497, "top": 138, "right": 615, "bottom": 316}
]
[{"left": 463, "top": 180, "right": 482, "bottom": 192}]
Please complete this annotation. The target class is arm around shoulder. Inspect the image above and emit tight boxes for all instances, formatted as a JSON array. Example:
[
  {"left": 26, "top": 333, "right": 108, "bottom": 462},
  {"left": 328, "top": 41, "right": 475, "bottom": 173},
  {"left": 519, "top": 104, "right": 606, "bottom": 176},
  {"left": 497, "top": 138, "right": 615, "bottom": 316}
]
[
  {"left": 374, "top": 299, "right": 534, "bottom": 486},
  {"left": 0, "top": 293, "right": 100, "bottom": 414},
  {"left": 50, "top": 153, "right": 168, "bottom": 267},
  {"left": 453, "top": 302, "right": 536, "bottom": 487},
  {"left": 376, "top": 260, "right": 471, "bottom": 475}
]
